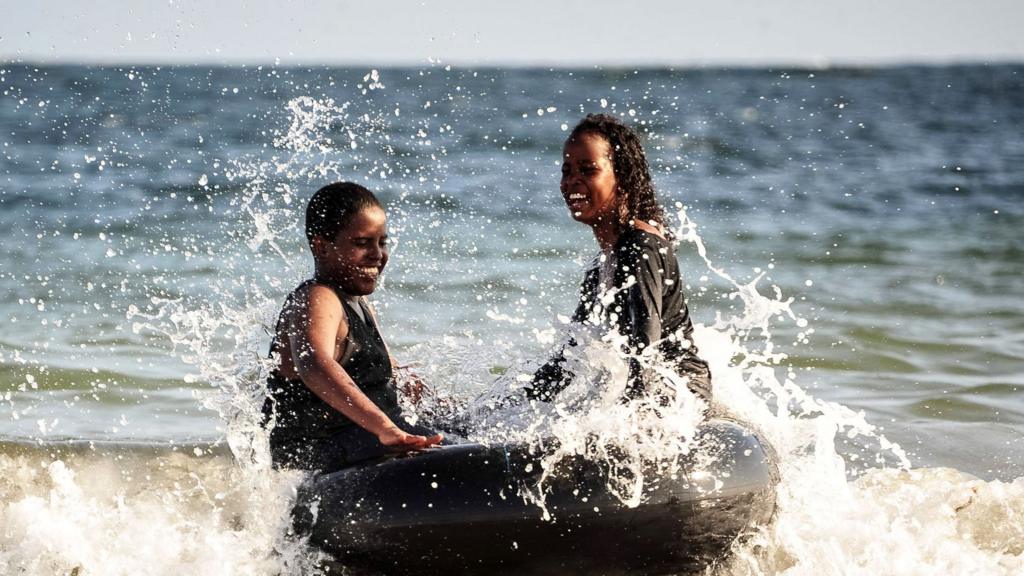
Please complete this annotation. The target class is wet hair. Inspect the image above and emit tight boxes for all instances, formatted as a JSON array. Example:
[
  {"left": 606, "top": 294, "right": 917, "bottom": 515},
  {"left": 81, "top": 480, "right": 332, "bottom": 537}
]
[
  {"left": 305, "top": 182, "right": 382, "bottom": 246},
  {"left": 567, "top": 114, "right": 667, "bottom": 232}
]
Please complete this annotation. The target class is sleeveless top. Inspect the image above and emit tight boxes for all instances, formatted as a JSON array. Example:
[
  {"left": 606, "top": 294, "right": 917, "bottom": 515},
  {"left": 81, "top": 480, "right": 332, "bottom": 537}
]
[{"left": 261, "top": 280, "right": 400, "bottom": 441}]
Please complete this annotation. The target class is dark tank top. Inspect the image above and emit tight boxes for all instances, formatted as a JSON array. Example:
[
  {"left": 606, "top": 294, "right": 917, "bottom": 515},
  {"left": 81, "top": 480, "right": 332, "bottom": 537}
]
[{"left": 262, "top": 280, "right": 400, "bottom": 441}]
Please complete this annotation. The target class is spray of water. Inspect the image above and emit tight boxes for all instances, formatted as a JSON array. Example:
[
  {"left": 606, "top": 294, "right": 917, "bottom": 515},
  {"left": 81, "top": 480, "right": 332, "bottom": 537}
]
[
  {"left": 9, "top": 69, "right": 1021, "bottom": 575},
  {"left": 117, "top": 78, "right": 408, "bottom": 575},
  {"left": 402, "top": 198, "right": 1024, "bottom": 574},
  {"left": 137, "top": 80, "right": 1024, "bottom": 573}
]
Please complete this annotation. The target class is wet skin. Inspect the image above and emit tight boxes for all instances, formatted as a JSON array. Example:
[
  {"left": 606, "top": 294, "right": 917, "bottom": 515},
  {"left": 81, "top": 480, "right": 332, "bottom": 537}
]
[
  {"left": 561, "top": 133, "right": 620, "bottom": 249},
  {"left": 277, "top": 206, "right": 442, "bottom": 452},
  {"left": 311, "top": 205, "right": 390, "bottom": 296}
]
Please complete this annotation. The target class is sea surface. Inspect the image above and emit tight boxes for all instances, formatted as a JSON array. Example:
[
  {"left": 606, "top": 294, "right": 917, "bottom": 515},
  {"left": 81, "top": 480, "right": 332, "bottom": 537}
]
[{"left": 1, "top": 63, "right": 1022, "bottom": 575}]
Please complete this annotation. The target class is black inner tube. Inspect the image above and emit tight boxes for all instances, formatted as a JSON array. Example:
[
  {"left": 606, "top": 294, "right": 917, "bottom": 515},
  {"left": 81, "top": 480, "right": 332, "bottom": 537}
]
[{"left": 294, "top": 418, "right": 777, "bottom": 576}]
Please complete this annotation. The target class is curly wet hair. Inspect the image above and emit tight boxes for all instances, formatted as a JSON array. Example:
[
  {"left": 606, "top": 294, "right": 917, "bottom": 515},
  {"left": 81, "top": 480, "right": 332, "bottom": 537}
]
[{"left": 568, "top": 114, "right": 667, "bottom": 232}]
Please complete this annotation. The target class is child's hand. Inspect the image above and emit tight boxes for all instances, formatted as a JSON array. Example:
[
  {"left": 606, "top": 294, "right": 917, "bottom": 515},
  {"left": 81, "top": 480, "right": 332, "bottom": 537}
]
[{"left": 378, "top": 426, "right": 443, "bottom": 452}]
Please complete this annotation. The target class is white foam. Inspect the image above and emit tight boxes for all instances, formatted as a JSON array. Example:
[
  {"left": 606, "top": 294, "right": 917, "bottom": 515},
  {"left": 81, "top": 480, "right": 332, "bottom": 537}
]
[
  {"left": 407, "top": 207, "right": 1024, "bottom": 573},
  {"left": 103, "top": 87, "right": 1024, "bottom": 574},
  {"left": 0, "top": 450, "right": 320, "bottom": 576}
]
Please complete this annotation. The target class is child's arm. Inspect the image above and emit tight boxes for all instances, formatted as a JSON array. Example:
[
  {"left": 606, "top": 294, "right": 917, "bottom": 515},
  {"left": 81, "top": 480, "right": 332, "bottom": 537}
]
[{"left": 289, "top": 284, "right": 441, "bottom": 450}]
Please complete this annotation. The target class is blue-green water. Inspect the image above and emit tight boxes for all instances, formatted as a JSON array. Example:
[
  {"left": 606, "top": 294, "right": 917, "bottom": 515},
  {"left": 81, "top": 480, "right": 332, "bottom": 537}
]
[{"left": 1, "top": 64, "right": 1022, "bottom": 574}]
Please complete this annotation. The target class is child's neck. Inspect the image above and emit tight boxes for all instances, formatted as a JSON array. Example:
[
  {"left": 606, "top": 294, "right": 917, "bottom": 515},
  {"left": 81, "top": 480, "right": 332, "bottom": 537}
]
[
  {"left": 312, "top": 269, "right": 348, "bottom": 293},
  {"left": 591, "top": 219, "right": 619, "bottom": 250}
]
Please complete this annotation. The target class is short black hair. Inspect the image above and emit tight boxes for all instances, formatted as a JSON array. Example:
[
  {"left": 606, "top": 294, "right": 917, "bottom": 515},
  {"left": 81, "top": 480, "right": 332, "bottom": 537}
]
[
  {"left": 568, "top": 114, "right": 667, "bottom": 231},
  {"left": 305, "top": 182, "right": 382, "bottom": 246}
]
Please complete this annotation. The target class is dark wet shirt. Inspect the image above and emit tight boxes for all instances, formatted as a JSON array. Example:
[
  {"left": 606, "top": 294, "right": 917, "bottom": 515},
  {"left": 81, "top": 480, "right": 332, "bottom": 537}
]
[
  {"left": 528, "top": 228, "right": 712, "bottom": 401},
  {"left": 262, "top": 281, "right": 400, "bottom": 447}
]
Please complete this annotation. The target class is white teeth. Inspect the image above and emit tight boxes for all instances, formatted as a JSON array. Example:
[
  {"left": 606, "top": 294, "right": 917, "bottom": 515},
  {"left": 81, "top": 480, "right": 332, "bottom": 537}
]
[{"left": 569, "top": 193, "right": 586, "bottom": 201}]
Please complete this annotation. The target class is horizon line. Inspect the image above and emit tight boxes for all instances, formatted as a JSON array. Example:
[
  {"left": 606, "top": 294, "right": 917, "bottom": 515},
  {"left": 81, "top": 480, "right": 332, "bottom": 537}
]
[{"left": 4, "top": 54, "right": 1023, "bottom": 70}]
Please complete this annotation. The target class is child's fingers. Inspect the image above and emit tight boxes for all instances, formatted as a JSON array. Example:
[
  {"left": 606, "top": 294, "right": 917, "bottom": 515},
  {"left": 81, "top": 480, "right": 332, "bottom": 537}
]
[
  {"left": 383, "top": 432, "right": 443, "bottom": 452},
  {"left": 409, "top": 433, "right": 443, "bottom": 449}
]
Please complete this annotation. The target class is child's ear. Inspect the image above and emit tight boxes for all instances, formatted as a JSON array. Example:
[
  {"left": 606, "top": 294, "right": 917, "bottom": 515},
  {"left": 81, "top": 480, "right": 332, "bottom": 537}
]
[{"left": 310, "top": 236, "right": 326, "bottom": 258}]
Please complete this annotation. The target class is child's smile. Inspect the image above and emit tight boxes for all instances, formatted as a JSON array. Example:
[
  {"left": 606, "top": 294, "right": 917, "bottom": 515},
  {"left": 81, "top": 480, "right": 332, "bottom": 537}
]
[
  {"left": 560, "top": 132, "right": 618, "bottom": 226},
  {"left": 314, "top": 205, "right": 389, "bottom": 296}
]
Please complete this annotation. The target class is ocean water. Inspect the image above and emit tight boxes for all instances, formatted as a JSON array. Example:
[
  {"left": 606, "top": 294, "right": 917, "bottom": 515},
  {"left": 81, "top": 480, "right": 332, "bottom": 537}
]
[{"left": 1, "top": 63, "right": 1022, "bottom": 574}]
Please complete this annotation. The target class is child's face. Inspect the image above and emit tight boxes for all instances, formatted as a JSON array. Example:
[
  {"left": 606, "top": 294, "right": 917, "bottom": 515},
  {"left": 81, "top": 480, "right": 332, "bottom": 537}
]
[
  {"left": 314, "top": 206, "right": 389, "bottom": 296},
  {"left": 560, "top": 133, "right": 618, "bottom": 227}
]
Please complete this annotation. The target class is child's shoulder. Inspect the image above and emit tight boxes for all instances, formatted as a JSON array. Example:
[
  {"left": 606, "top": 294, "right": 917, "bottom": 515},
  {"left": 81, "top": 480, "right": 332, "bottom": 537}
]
[
  {"left": 616, "top": 227, "right": 671, "bottom": 257},
  {"left": 286, "top": 279, "right": 346, "bottom": 312}
]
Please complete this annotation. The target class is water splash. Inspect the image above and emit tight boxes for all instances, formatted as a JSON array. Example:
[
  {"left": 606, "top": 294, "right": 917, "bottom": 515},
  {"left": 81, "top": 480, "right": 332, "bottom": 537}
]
[
  {"left": 0, "top": 446, "right": 321, "bottom": 576},
  {"left": 399, "top": 204, "right": 1024, "bottom": 575},
  {"left": 5, "top": 63, "right": 1022, "bottom": 576},
  {"left": 118, "top": 79, "right": 410, "bottom": 575}
]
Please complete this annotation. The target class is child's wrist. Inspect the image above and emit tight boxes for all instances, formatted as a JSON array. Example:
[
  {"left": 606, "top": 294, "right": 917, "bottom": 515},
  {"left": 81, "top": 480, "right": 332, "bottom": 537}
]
[{"left": 375, "top": 423, "right": 402, "bottom": 441}]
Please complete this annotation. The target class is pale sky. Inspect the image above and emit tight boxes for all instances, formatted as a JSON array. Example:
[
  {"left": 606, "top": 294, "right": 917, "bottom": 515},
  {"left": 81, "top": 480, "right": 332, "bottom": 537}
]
[{"left": 3, "top": 0, "right": 1023, "bottom": 66}]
